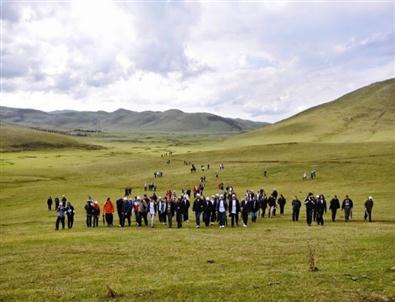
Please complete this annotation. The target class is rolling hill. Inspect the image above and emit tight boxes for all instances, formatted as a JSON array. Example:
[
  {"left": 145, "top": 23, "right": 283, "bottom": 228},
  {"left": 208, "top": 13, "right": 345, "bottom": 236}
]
[
  {"left": 0, "top": 107, "right": 267, "bottom": 134},
  {"left": 0, "top": 123, "right": 98, "bottom": 151},
  {"left": 232, "top": 78, "right": 395, "bottom": 145}
]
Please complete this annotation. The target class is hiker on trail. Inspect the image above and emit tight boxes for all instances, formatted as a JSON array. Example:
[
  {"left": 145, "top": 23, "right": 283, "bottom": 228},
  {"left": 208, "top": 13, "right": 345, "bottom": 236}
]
[
  {"left": 241, "top": 195, "right": 251, "bottom": 227},
  {"left": 313, "top": 195, "right": 318, "bottom": 222},
  {"left": 165, "top": 197, "right": 175, "bottom": 228},
  {"left": 264, "top": 170, "right": 267, "bottom": 177},
  {"left": 217, "top": 194, "right": 228, "bottom": 228},
  {"left": 92, "top": 201, "right": 100, "bottom": 227},
  {"left": 203, "top": 197, "right": 212, "bottom": 227},
  {"left": 116, "top": 197, "right": 126, "bottom": 227},
  {"left": 134, "top": 197, "right": 142, "bottom": 227},
  {"left": 124, "top": 198, "right": 133, "bottom": 227},
  {"left": 316, "top": 194, "right": 327, "bottom": 226},
  {"left": 61, "top": 195, "right": 67, "bottom": 205},
  {"left": 304, "top": 193, "right": 315, "bottom": 226},
  {"left": 158, "top": 197, "right": 166, "bottom": 224},
  {"left": 329, "top": 195, "right": 340, "bottom": 222},
  {"left": 211, "top": 194, "right": 218, "bottom": 225},
  {"left": 149, "top": 198, "right": 157, "bottom": 228},
  {"left": 141, "top": 195, "right": 149, "bottom": 226},
  {"left": 278, "top": 194, "right": 286, "bottom": 215},
  {"left": 85, "top": 200, "right": 93, "bottom": 227},
  {"left": 47, "top": 196, "right": 53, "bottom": 211},
  {"left": 364, "top": 196, "right": 374, "bottom": 222},
  {"left": 291, "top": 197, "right": 301, "bottom": 221},
  {"left": 65, "top": 202, "right": 75, "bottom": 229},
  {"left": 103, "top": 198, "right": 114, "bottom": 226},
  {"left": 341, "top": 195, "right": 353, "bottom": 222},
  {"left": 54, "top": 196, "right": 60, "bottom": 210},
  {"left": 55, "top": 202, "right": 66, "bottom": 230},
  {"left": 229, "top": 194, "right": 240, "bottom": 227},
  {"left": 267, "top": 195, "right": 276, "bottom": 218},
  {"left": 258, "top": 189, "right": 267, "bottom": 218},
  {"left": 303, "top": 171, "right": 307, "bottom": 180},
  {"left": 250, "top": 194, "right": 259, "bottom": 223},
  {"left": 193, "top": 193, "right": 205, "bottom": 228},
  {"left": 175, "top": 198, "right": 184, "bottom": 228},
  {"left": 181, "top": 195, "right": 190, "bottom": 222}
]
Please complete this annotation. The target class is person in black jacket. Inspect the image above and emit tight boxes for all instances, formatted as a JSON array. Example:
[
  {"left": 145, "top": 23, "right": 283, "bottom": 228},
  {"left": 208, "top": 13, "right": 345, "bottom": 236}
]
[
  {"left": 241, "top": 197, "right": 251, "bottom": 227},
  {"left": 65, "top": 202, "right": 75, "bottom": 229},
  {"left": 304, "top": 193, "right": 315, "bottom": 226},
  {"left": 342, "top": 195, "right": 353, "bottom": 222},
  {"left": 229, "top": 194, "right": 240, "bottom": 227},
  {"left": 175, "top": 198, "right": 184, "bottom": 228},
  {"left": 316, "top": 194, "right": 327, "bottom": 225},
  {"left": 250, "top": 195, "right": 260, "bottom": 222},
  {"left": 217, "top": 195, "right": 228, "bottom": 228},
  {"left": 203, "top": 197, "right": 212, "bottom": 227},
  {"left": 267, "top": 195, "right": 276, "bottom": 218},
  {"left": 181, "top": 195, "right": 190, "bottom": 222},
  {"left": 329, "top": 195, "right": 340, "bottom": 222},
  {"left": 193, "top": 194, "right": 204, "bottom": 228},
  {"left": 259, "top": 190, "right": 267, "bottom": 218},
  {"left": 84, "top": 200, "right": 93, "bottom": 227},
  {"left": 165, "top": 198, "right": 175, "bottom": 228},
  {"left": 47, "top": 196, "right": 53, "bottom": 211},
  {"left": 291, "top": 197, "right": 301, "bottom": 221},
  {"left": 116, "top": 197, "right": 125, "bottom": 227},
  {"left": 277, "top": 194, "right": 286, "bottom": 215},
  {"left": 54, "top": 196, "right": 60, "bottom": 210},
  {"left": 211, "top": 195, "right": 218, "bottom": 225}
]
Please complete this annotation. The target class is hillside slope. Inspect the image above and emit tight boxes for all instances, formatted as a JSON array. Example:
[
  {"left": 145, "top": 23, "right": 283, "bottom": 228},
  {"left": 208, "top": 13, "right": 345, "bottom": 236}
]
[
  {"left": 0, "top": 123, "right": 96, "bottom": 151},
  {"left": 0, "top": 107, "right": 267, "bottom": 134},
  {"left": 233, "top": 78, "right": 395, "bottom": 145}
]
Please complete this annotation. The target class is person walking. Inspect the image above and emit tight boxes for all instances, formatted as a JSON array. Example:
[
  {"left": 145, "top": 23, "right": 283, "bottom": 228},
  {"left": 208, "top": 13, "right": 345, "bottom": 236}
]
[
  {"left": 165, "top": 197, "right": 175, "bottom": 228},
  {"left": 229, "top": 194, "right": 240, "bottom": 227},
  {"left": 217, "top": 195, "right": 227, "bottom": 228},
  {"left": 55, "top": 202, "right": 66, "bottom": 230},
  {"left": 149, "top": 198, "right": 157, "bottom": 228},
  {"left": 92, "top": 201, "right": 100, "bottom": 227},
  {"left": 103, "top": 197, "right": 114, "bottom": 226},
  {"left": 47, "top": 196, "right": 53, "bottom": 211},
  {"left": 241, "top": 197, "right": 251, "bottom": 227},
  {"left": 316, "top": 194, "right": 327, "bottom": 225},
  {"left": 84, "top": 200, "right": 93, "bottom": 227},
  {"left": 277, "top": 194, "right": 286, "bottom": 215},
  {"left": 251, "top": 196, "right": 259, "bottom": 222},
  {"left": 203, "top": 197, "right": 212, "bottom": 227},
  {"left": 304, "top": 193, "right": 315, "bottom": 226},
  {"left": 193, "top": 194, "right": 204, "bottom": 228},
  {"left": 342, "top": 195, "right": 353, "bottom": 222},
  {"left": 124, "top": 197, "right": 133, "bottom": 227},
  {"left": 175, "top": 198, "right": 183, "bottom": 228},
  {"left": 116, "top": 197, "right": 126, "bottom": 227},
  {"left": 329, "top": 195, "right": 340, "bottom": 222},
  {"left": 364, "top": 196, "right": 374, "bottom": 222},
  {"left": 65, "top": 202, "right": 75, "bottom": 229},
  {"left": 291, "top": 197, "right": 301, "bottom": 222}
]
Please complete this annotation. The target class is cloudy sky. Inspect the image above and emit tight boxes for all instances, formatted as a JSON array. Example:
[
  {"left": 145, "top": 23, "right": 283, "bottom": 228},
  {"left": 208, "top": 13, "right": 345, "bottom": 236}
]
[{"left": 1, "top": 0, "right": 394, "bottom": 122}]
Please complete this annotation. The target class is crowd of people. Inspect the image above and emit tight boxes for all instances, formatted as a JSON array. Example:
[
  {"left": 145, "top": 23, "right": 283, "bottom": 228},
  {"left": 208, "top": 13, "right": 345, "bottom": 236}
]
[{"left": 48, "top": 188, "right": 375, "bottom": 230}]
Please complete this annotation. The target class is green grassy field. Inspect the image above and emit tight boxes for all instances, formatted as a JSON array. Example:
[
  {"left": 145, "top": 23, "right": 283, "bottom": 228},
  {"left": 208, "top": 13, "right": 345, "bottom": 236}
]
[{"left": 1, "top": 134, "right": 394, "bottom": 301}]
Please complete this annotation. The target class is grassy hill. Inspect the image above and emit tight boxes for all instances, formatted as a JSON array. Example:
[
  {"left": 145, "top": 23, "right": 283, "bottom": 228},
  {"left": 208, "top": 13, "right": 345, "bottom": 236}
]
[
  {"left": 0, "top": 123, "right": 97, "bottom": 151},
  {"left": 233, "top": 78, "right": 395, "bottom": 145},
  {"left": 0, "top": 107, "right": 267, "bottom": 134}
]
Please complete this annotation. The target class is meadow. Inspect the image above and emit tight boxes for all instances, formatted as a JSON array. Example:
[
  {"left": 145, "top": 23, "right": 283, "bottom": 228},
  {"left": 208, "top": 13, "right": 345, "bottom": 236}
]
[{"left": 0, "top": 133, "right": 394, "bottom": 302}]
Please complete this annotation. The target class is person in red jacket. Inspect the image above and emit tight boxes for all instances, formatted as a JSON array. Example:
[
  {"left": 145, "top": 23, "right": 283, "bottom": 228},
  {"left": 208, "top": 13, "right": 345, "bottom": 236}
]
[{"left": 103, "top": 197, "right": 114, "bottom": 226}]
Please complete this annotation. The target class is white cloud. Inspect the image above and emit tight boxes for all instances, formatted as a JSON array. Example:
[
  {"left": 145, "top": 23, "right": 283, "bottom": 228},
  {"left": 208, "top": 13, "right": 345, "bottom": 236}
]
[{"left": 1, "top": 0, "right": 394, "bottom": 123}]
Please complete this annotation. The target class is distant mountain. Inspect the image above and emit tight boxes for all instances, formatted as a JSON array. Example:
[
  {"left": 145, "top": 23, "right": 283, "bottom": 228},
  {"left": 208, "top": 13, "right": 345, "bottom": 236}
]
[
  {"left": 0, "top": 107, "right": 268, "bottom": 134},
  {"left": 232, "top": 78, "right": 395, "bottom": 145}
]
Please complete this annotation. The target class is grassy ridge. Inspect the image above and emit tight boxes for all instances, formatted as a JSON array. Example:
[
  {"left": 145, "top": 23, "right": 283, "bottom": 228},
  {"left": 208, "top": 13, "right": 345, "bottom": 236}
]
[
  {"left": 233, "top": 78, "right": 395, "bottom": 145},
  {"left": 0, "top": 123, "right": 98, "bottom": 151},
  {"left": 0, "top": 139, "right": 394, "bottom": 301}
]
